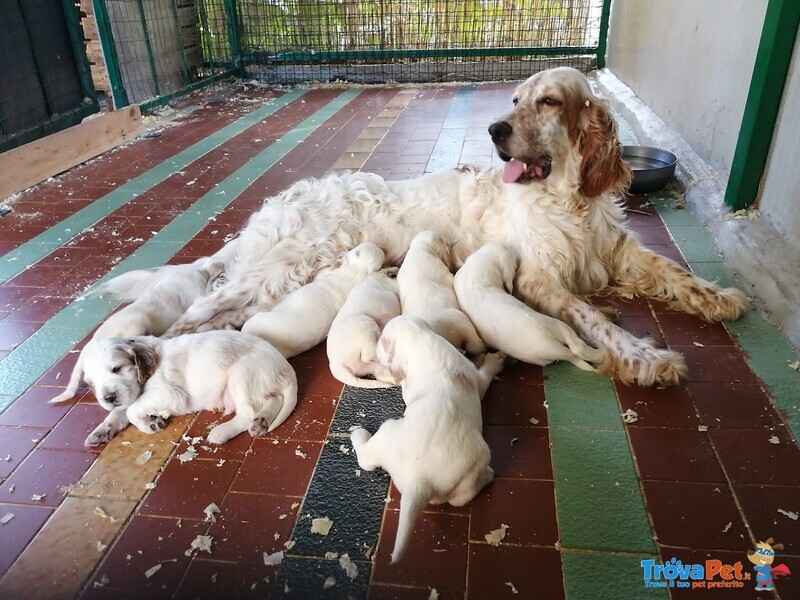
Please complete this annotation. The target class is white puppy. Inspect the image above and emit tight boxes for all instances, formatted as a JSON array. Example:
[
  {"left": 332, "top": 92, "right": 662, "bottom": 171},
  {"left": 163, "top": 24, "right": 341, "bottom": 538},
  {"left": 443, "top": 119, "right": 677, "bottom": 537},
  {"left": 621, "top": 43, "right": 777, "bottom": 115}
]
[
  {"left": 77, "top": 331, "right": 297, "bottom": 446},
  {"left": 326, "top": 268, "right": 401, "bottom": 388},
  {"left": 48, "top": 258, "right": 223, "bottom": 404},
  {"left": 454, "top": 242, "right": 605, "bottom": 370},
  {"left": 241, "top": 242, "right": 385, "bottom": 357},
  {"left": 397, "top": 231, "right": 485, "bottom": 355},
  {"left": 350, "top": 316, "right": 505, "bottom": 562}
]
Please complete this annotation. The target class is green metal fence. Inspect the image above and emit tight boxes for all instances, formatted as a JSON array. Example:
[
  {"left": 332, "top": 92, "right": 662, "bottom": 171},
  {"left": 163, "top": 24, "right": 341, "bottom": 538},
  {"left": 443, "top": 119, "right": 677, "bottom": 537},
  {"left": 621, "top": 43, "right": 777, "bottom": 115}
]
[
  {"left": 0, "top": 0, "right": 99, "bottom": 153},
  {"left": 94, "top": 0, "right": 610, "bottom": 108}
]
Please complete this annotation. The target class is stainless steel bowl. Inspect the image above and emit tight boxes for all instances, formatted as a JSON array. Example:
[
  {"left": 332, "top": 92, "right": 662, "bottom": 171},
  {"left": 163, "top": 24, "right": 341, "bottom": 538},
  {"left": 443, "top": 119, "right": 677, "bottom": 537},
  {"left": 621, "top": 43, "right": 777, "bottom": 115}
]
[{"left": 622, "top": 146, "right": 678, "bottom": 194}]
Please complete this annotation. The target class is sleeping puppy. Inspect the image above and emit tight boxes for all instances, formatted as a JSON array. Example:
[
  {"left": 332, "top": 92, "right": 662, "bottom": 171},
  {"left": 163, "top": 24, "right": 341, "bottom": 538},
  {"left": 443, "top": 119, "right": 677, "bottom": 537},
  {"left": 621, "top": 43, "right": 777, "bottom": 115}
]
[
  {"left": 350, "top": 316, "right": 505, "bottom": 562},
  {"left": 454, "top": 241, "right": 605, "bottom": 370},
  {"left": 397, "top": 231, "right": 485, "bottom": 355},
  {"left": 77, "top": 331, "right": 296, "bottom": 446},
  {"left": 241, "top": 242, "right": 385, "bottom": 357},
  {"left": 326, "top": 268, "right": 401, "bottom": 388},
  {"left": 48, "top": 257, "right": 223, "bottom": 405}
]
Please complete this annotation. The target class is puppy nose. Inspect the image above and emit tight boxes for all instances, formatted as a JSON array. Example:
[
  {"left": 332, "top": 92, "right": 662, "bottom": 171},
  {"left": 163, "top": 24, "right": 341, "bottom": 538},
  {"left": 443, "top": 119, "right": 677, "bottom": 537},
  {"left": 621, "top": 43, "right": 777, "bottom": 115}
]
[
  {"left": 104, "top": 392, "right": 118, "bottom": 405},
  {"left": 488, "top": 121, "right": 512, "bottom": 142}
]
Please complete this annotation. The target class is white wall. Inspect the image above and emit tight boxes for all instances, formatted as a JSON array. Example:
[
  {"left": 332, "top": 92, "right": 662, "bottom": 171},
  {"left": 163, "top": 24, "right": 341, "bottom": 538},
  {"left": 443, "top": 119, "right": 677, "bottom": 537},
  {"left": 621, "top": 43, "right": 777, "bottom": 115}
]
[
  {"left": 606, "top": 0, "right": 767, "bottom": 180},
  {"left": 759, "top": 29, "right": 800, "bottom": 244}
]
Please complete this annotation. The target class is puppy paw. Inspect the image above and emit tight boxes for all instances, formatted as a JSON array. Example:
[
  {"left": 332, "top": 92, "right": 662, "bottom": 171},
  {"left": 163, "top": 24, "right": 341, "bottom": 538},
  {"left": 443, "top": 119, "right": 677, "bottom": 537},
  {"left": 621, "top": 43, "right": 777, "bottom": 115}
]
[
  {"left": 206, "top": 427, "right": 230, "bottom": 445},
  {"left": 350, "top": 427, "right": 371, "bottom": 446},
  {"left": 248, "top": 417, "right": 270, "bottom": 438},
  {"left": 147, "top": 416, "right": 166, "bottom": 433},
  {"left": 84, "top": 427, "right": 113, "bottom": 447}
]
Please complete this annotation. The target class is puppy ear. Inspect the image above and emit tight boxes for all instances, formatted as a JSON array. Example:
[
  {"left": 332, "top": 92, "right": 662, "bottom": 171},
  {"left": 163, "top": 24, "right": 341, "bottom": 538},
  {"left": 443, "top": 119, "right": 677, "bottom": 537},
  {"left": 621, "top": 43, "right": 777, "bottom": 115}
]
[
  {"left": 579, "top": 100, "right": 632, "bottom": 198},
  {"left": 377, "top": 336, "right": 405, "bottom": 383},
  {"left": 127, "top": 339, "right": 160, "bottom": 385}
]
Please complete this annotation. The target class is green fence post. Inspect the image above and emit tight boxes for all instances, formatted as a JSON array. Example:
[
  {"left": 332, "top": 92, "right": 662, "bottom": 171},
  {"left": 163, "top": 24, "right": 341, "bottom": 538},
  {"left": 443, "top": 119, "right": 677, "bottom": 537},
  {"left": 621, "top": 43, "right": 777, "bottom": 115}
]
[
  {"left": 596, "top": 0, "right": 613, "bottom": 69},
  {"left": 222, "top": 0, "right": 245, "bottom": 76},
  {"left": 92, "top": 0, "right": 129, "bottom": 108},
  {"left": 135, "top": 0, "right": 161, "bottom": 96},
  {"left": 725, "top": 0, "right": 800, "bottom": 211},
  {"left": 60, "top": 0, "right": 100, "bottom": 108}
]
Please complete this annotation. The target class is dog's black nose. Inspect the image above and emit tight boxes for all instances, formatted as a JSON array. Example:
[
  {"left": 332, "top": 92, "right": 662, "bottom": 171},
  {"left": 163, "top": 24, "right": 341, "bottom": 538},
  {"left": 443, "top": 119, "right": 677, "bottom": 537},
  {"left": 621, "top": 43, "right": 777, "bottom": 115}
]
[
  {"left": 104, "top": 392, "right": 118, "bottom": 406},
  {"left": 488, "top": 121, "right": 512, "bottom": 142}
]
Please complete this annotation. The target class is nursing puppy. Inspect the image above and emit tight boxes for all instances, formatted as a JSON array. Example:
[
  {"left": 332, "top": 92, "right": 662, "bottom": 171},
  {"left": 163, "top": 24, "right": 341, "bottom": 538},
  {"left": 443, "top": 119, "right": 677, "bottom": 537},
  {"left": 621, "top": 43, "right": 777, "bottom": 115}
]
[
  {"left": 78, "top": 331, "right": 296, "bottom": 446},
  {"left": 454, "top": 242, "right": 605, "bottom": 370},
  {"left": 48, "top": 258, "right": 223, "bottom": 405},
  {"left": 327, "top": 268, "right": 401, "bottom": 388},
  {"left": 241, "top": 242, "right": 385, "bottom": 357},
  {"left": 397, "top": 231, "right": 485, "bottom": 355},
  {"left": 350, "top": 316, "right": 505, "bottom": 562}
]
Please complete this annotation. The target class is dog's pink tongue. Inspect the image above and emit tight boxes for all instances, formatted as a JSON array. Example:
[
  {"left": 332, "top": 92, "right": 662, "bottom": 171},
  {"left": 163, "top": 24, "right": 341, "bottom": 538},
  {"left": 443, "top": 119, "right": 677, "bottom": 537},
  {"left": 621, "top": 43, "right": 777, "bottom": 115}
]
[{"left": 502, "top": 159, "right": 526, "bottom": 184}]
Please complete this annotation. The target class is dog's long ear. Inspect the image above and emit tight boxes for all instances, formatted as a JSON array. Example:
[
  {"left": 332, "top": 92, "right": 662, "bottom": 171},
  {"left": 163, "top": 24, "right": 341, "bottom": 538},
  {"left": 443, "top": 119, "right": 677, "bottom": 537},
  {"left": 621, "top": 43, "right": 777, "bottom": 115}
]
[
  {"left": 377, "top": 335, "right": 405, "bottom": 384},
  {"left": 126, "top": 339, "right": 160, "bottom": 384},
  {"left": 579, "top": 100, "right": 632, "bottom": 198}
]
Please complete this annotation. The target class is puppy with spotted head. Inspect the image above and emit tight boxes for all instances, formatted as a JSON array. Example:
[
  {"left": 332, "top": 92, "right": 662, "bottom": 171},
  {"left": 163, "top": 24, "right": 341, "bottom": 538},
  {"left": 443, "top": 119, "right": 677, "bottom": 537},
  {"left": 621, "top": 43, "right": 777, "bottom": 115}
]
[{"left": 78, "top": 330, "right": 297, "bottom": 446}]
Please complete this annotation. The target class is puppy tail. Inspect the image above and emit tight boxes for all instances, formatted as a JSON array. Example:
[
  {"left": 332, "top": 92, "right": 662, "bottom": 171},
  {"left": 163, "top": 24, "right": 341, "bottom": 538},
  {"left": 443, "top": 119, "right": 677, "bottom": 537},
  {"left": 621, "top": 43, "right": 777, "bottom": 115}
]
[
  {"left": 329, "top": 361, "right": 396, "bottom": 389},
  {"left": 48, "top": 351, "right": 85, "bottom": 404},
  {"left": 91, "top": 268, "right": 163, "bottom": 300},
  {"left": 266, "top": 374, "right": 298, "bottom": 432},
  {"left": 391, "top": 480, "right": 430, "bottom": 563}
]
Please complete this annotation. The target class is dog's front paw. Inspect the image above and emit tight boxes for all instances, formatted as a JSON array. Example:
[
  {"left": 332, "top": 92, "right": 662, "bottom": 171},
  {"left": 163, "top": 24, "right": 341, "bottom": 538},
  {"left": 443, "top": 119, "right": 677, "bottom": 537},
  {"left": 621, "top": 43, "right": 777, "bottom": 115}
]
[
  {"left": 206, "top": 426, "right": 230, "bottom": 445},
  {"left": 600, "top": 341, "right": 687, "bottom": 387},
  {"left": 147, "top": 416, "right": 167, "bottom": 433},
  {"left": 350, "top": 427, "right": 371, "bottom": 446},
  {"left": 84, "top": 426, "right": 113, "bottom": 447}
]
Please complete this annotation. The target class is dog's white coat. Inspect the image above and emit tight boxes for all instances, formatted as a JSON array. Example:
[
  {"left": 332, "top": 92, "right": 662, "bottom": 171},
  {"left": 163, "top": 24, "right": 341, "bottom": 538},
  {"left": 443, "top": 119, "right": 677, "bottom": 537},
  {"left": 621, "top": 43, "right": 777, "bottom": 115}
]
[
  {"left": 350, "top": 316, "right": 505, "bottom": 562},
  {"left": 79, "top": 331, "right": 296, "bottom": 446},
  {"left": 241, "top": 242, "right": 385, "bottom": 357},
  {"left": 455, "top": 241, "right": 605, "bottom": 370}
]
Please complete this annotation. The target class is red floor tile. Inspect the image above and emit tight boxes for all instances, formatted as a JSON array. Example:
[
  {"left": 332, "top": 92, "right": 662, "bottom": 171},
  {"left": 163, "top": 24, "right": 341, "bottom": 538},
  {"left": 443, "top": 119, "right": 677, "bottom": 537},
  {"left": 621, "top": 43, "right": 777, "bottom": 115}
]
[
  {"left": 386, "top": 481, "right": 470, "bottom": 516},
  {"left": 230, "top": 438, "right": 323, "bottom": 497},
  {"left": 263, "top": 395, "right": 338, "bottom": 442},
  {"left": 689, "top": 382, "right": 784, "bottom": 429},
  {"left": 467, "top": 544, "right": 564, "bottom": 600},
  {"left": 616, "top": 314, "right": 665, "bottom": 345},
  {"left": 657, "top": 313, "right": 735, "bottom": 347},
  {"left": 369, "top": 583, "right": 440, "bottom": 599},
  {"left": 483, "top": 383, "right": 547, "bottom": 428},
  {"left": 0, "top": 448, "right": 95, "bottom": 507},
  {"left": 0, "top": 426, "right": 46, "bottom": 478},
  {"left": 174, "top": 559, "right": 275, "bottom": 599},
  {"left": 39, "top": 403, "right": 110, "bottom": 452},
  {"left": 708, "top": 428, "right": 800, "bottom": 486},
  {"left": 483, "top": 426, "right": 552, "bottom": 480},
  {"left": 615, "top": 383, "right": 700, "bottom": 428},
  {"left": 178, "top": 411, "right": 255, "bottom": 462},
  {"left": 2, "top": 296, "right": 72, "bottom": 323},
  {"left": 139, "top": 459, "right": 241, "bottom": 519},
  {"left": 468, "top": 478, "right": 558, "bottom": 547},
  {"left": 0, "top": 503, "right": 53, "bottom": 573},
  {"left": 0, "top": 286, "right": 40, "bottom": 312},
  {"left": 627, "top": 427, "right": 726, "bottom": 483},
  {"left": 208, "top": 492, "right": 300, "bottom": 564},
  {"left": 289, "top": 358, "right": 346, "bottom": 398},
  {"left": 0, "top": 321, "right": 40, "bottom": 351},
  {"left": 734, "top": 484, "right": 800, "bottom": 555},
  {"left": 675, "top": 345, "right": 760, "bottom": 385},
  {"left": 372, "top": 510, "right": 469, "bottom": 596}
]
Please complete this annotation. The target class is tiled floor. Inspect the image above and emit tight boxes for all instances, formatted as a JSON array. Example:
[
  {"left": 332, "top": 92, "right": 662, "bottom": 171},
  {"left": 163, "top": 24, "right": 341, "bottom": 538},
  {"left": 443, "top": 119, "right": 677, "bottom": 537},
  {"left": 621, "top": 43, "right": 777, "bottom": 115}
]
[{"left": 0, "top": 81, "right": 799, "bottom": 600}]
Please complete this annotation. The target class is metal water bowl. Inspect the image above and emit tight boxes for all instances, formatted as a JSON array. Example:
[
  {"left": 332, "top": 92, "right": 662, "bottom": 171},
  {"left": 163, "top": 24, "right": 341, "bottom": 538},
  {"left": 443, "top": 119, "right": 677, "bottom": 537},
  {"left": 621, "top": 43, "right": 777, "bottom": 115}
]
[{"left": 622, "top": 146, "right": 678, "bottom": 194}]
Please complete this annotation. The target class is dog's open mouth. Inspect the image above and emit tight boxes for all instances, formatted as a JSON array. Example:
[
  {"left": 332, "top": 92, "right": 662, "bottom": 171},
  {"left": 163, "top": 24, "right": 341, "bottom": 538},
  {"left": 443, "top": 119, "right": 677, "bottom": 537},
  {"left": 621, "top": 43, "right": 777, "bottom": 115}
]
[{"left": 499, "top": 153, "right": 552, "bottom": 184}]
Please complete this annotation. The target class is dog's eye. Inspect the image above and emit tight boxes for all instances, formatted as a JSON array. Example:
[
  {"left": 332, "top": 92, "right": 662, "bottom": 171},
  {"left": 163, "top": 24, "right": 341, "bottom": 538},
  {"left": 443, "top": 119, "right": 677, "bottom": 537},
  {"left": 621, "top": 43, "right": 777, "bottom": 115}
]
[
  {"left": 538, "top": 97, "right": 562, "bottom": 107},
  {"left": 111, "top": 366, "right": 122, "bottom": 374},
  {"left": 512, "top": 98, "right": 518, "bottom": 106}
]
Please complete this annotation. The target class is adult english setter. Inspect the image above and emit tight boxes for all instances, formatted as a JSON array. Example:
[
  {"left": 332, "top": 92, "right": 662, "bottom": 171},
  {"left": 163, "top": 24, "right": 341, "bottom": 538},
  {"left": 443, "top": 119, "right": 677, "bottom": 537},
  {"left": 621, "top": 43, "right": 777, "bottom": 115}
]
[{"left": 128, "top": 67, "right": 746, "bottom": 387}]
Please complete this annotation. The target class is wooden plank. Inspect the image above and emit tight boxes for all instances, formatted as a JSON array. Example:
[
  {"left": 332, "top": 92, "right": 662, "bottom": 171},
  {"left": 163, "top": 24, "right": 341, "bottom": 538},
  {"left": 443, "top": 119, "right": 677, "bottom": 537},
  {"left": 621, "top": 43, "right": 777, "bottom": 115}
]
[
  {"left": 86, "top": 39, "right": 104, "bottom": 63},
  {"left": 0, "top": 106, "right": 144, "bottom": 200}
]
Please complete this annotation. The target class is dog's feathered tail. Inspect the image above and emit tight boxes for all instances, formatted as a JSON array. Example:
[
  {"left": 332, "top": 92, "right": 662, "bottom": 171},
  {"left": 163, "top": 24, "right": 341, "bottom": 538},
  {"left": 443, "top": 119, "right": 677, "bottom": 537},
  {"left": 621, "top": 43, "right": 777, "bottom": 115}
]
[
  {"left": 267, "top": 374, "right": 298, "bottom": 432},
  {"left": 48, "top": 351, "right": 85, "bottom": 404},
  {"left": 391, "top": 479, "right": 431, "bottom": 563},
  {"left": 91, "top": 268, "right": 165, "bottom": 301}
]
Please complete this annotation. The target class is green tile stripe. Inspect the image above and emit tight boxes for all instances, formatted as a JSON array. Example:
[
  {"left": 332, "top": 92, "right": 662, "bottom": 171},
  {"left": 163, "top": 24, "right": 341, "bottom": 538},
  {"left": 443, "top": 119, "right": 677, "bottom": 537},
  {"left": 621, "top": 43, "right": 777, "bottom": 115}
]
[
  {"left": 545, "top": 362, "right": 656, "bottom": 558},
  {"left": 0, "top": 89, "right": 310, "bottom": 285},
  {"left": 0, "top": 89, "right": 363, "bottom": 407},
  {"left": 649, "top": 192, "right": 800, "bottom": 441},
  {"left": 562, "top": 550, "right": 668, "bottom": 599},
  {"left": 425, "top": 86, "right": 477, "bottom": 172}
]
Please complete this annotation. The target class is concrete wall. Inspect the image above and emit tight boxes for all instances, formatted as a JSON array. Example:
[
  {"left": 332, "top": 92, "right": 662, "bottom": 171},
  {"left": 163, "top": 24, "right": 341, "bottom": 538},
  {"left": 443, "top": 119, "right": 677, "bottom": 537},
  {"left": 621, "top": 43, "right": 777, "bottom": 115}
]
[
  {"left": 759, "top": 29, "right": 800, "bottom": 245},
  {"left": 606, "top": 0, "right": 767, "bottom": 180}
]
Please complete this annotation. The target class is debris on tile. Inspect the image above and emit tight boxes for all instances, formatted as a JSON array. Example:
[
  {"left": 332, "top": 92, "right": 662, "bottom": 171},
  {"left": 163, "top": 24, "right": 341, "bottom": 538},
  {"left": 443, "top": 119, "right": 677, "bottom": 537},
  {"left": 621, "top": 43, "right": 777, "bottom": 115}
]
[
  {"left": 484, "top": 524, "right": 509, "bottom": 546},
  {"left": 121, "top": 441, "right": 132, "bottom": 446},
  {"left": 505, "top": 581, "right": 519, "bottom": 595},
  {"left": 697, "top": 425, "right": 709, "bottom": 432},
  {"left": 94, "top": 575, "right": 110, "bottom": 588},
  {"left": 144, "top": 482, "right": 157, "bottom": 490},
  {"left": 145, "top": 564, "right": 162, "bottom": 579},
  {"left": 339, "top": 553, "right": 358, "bottom": 580},
  {"left": 543, "top": 400, "right": 549, "bottom": 409},
  {"left": 295, "top": 448, "right": 307, "bottom": 459},
  {"left": 621, "top": 409, "right": 639, "bottom": 424},
  {"left": 284, "top": 582, "right": 291, "bottom": 594},
  {"left": 185, "top": 534, "right": 213, "bottom": 556},
  {"left": 768, "top": 435, "right": 780, "bottom": 445},
  {"left": 96, "top": 541, "right": 108, "bottom": 552},
  {"left": 777, "top": 508, "right": 799, "bottom": 521},
  {"left": 31, "top": 494, "right": 46, "bottom": 502},
  {"left": 355, "top": 469, "right": 361, "bottom": 477},
  {"left": 722, "top": 522, "right": 732, "bottom": 533},
  {"left": 274, "top": 532, "right": 280, "bottom": 541},
  {"left": 510, "top": 437, "right": 519, "bottom": 446},
  {"left": 93, "top": 506, "right": 119, "bottom": 522},
  {"left": 178, "top": 446, "right": 198, "bottom": 463},
  {"left": 529, "top": 418, "right": 540, "bottom": 425},
  {"left": 216, "top": 459, "right": 226, "bottom": 467},
  {"left": 325, "top": 551, "right": 339, "bottom": 560},
  {"left": 1, "top": 512, "right": 15, "bottom": 525},
  {"left": 278, "top": 513, "right": 288, "bottom": 520},
  {"left": 692, "top": 342, "right": 705, "bottom": 347},
  {"left": 788, "top": 360, "right": 800, "bottom": 371},
  {"left": 203, "top": 503, "right": 220, "bottom": 523},
  {"left": 291, "top": 502, "right": 300, "bottom": 510},
  {"left": 2, "top": 454, "right": 10, "bottom": 462},
  {"left": 136, "top": 451, "right": 153, "bottom": 465},
  {"left": 323, "top": 576, "right": 336, "bottom": 589},
  {"left": 284, "top": 539, "right": 296, "bottom": 550},
  {"left": 311, "top": 517, "right": 334, "bottom": 535},
  {"left": 428, "top": 588, "right": 439, "bottom": 600},
  {"left": 554, "top": 540, "right": 561, "bottom": 551},
  {"left": 263, "top": 550, "right": 284, "bottom": 566},
  {"left": 7, "top": 485, "right": 14, "bottom": 494}
]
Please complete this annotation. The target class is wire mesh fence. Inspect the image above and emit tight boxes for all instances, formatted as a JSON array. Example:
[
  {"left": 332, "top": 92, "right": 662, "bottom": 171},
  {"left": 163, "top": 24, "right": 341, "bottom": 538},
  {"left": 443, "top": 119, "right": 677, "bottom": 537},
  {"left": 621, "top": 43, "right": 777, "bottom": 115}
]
[
  {"left": 0, "top": 0, "right": 98, "bottom": 153},
  {"left": 238, "top": 0, "right": 607, "bottom": 84}
]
